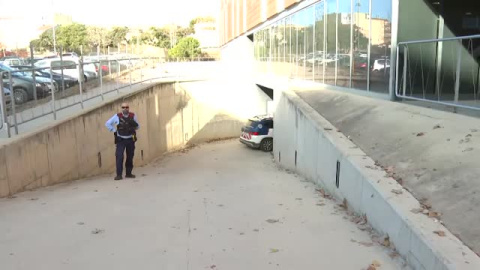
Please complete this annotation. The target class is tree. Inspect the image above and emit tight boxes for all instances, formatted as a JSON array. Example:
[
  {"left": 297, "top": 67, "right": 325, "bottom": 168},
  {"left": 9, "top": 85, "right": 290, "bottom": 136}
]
[
  {"left": 168, "top": 37, "right": 201, "bottom": 58},
  {"left": 108, "top": 26, "right": 129, "bottom": 46},
  {"left": 87, "top": 26, "right": 109, "bottom": 49},
  {"left": 56, "top": 23, "right": 88, "bottom": 52},
  {"left": 141, "top": 27, "right": 171, "bottom": 48}
]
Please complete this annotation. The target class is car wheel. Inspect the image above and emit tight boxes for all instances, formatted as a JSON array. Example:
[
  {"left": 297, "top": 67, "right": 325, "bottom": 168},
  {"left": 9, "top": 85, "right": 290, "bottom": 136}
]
[
  {"left": 13, "top": 88, "right": 28, "bottom": 104},
  {"left": 260, "top": 138, "right": 273, "bottom": 152},
  {"left": 84, "top": 75, "right": 88, "bottom": 82}
]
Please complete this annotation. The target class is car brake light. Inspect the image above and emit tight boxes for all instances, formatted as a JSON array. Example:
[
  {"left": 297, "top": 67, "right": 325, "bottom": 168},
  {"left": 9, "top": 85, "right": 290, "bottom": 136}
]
[{"left": 249, "top": 132, "right": 259, "bottom": 136}]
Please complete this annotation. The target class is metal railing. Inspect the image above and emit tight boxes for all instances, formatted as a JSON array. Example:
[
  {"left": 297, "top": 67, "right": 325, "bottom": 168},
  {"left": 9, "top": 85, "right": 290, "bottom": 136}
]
[
  {"left": 0, "top": 57, "right": 221, "bottom": 138},
  {"left": 0, "top": 55, "right": 161, "bottom": 137},
  {"left": 395, "top": 34, "right": 480, "bottom": 111}
]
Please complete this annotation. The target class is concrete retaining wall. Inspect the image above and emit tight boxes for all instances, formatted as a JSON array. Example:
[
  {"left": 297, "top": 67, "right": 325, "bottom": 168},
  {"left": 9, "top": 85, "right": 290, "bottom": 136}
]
[
  {"left": 0, "top": 80, "right": 269, "bottom": 197},
  {"left": 274, "top": 90, "right": 480, "bottom": 270}
]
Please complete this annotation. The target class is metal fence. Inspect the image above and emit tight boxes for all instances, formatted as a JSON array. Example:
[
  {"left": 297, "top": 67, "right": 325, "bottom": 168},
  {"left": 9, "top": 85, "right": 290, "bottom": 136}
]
[
  {"left": 0, "top": 55, "right": 160, "bottom": 137},
  {"left": 395, "top": 34, "right": 480, "bottom": 111},
  {"left": 0, "top": 56, "right": 220, "bottom": 138}
]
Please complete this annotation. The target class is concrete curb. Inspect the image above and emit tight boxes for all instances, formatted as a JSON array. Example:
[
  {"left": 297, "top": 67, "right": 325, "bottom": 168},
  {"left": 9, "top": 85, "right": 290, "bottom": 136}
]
[{"left": 273, "top": 90, "right": 480, "bottom": 270}]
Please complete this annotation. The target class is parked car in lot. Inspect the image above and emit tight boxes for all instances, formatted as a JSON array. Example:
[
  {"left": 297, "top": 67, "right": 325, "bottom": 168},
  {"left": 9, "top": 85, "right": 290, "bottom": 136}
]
[
  {"left": 12, "top": 65, "right": 78, "bottom": 89},
  {"left": 34, "top": 57, "right": 98, "bottom": 82},
  {"left": 0, "top": 64, "right": 55, "bottom": 104},
  {"left": 0, "top": 57, "right": 27, "bottom": 66},
  {"left": 239, "top": 115, "right": 274, "bottom": 152},
  {"left": 372, "top": 59, "right": 390, "bottom": 72}
]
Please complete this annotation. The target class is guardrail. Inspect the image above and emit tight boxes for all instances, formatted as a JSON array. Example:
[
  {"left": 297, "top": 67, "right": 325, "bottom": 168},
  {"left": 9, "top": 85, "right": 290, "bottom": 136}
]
[
  {"left": 0, "top": 56, "right": 159, "bottom": 137},
  {"left": 395, "top": 34, "right": 480, "bottom": 111},
  {"left": 0, "top": 57, "right": 220, "bottom": 138}
]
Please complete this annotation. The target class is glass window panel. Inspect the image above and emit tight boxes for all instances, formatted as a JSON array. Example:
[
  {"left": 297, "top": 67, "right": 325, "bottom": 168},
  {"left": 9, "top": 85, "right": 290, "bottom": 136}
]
[
  {"left": 352, "top": 0, "right": 370, "bottom": 90},
  {"left": 296, "top": 11, "right": 306, "bottom": 79},
  {"left": 315, "top": 2, "right": 325, "bottom": 83},
  {"left": 305, "top": 6, "right": 315, "bottom": 81},
  {"left": 292, "top": 13, "right": 299, "bottom": 78},
  {"left": 370, "top": 0, "right": 392, "bottom": 93},
  {"left": 338, "top": 0, "right": 353, "bottom": 88},
  {"left": 325, "top": 0, "right": 338, "bottom": 85}
]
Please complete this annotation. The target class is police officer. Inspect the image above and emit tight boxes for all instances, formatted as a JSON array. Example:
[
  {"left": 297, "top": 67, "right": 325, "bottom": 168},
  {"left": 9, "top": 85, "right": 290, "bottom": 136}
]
[{"left": 105, "top": 102, "right": 140, "bottom": 180}]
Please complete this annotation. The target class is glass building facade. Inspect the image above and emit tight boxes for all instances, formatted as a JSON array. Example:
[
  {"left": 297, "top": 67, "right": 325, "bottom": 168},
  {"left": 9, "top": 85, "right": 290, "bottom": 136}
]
[{"left": 254, "top": 0, "right": 393, "bottom": 94}]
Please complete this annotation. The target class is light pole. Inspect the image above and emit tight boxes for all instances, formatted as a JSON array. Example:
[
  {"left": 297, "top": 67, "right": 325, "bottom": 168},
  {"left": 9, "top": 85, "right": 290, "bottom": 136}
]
[{"left": 52, "top": 25, "right": 57, "bottom": 54}]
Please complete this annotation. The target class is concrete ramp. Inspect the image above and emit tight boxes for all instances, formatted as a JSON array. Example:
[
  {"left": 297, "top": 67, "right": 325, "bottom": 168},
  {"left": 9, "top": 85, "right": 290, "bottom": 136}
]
[{"left": 0, "top": 79, "right": 269, "bottom": 197}]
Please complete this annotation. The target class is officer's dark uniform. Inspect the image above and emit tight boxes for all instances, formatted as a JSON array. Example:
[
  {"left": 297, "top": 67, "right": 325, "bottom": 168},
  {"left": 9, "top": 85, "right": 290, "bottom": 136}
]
[{"left": 114, "top": 112, "right": 138, "bottom": 178}]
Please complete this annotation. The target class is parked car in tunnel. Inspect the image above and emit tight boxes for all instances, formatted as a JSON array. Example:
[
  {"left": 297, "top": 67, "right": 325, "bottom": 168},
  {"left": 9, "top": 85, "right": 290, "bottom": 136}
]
[{"left": 239, "top": 115, "right": 274, "bottom": 152}]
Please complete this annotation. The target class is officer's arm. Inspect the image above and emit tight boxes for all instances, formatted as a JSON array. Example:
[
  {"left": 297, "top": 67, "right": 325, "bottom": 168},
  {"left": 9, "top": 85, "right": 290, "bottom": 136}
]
[
  {"left": 105, "top": 115, "right": 119, "bottom": 132},
  {"left": 133, "top": 114, "right": 140, "bottom": 130}
]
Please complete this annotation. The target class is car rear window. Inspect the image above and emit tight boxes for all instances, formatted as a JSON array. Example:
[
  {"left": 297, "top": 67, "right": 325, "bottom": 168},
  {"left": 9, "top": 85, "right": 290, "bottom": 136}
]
[{"left": 247, "top": 120, "right": 259, "bottom": 127}]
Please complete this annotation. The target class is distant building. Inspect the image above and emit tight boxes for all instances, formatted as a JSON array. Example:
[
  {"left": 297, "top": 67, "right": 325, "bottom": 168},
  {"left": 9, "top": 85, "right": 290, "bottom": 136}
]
[{"left": 192, "top": 21, "right": 219, "bottom": 49}]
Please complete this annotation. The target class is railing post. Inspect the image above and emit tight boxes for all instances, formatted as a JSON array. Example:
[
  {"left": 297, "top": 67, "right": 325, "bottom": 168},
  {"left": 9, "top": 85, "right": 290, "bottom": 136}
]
[
  {"left": 100, "top": 60, "right": 104, "bottom": 101},
  {"left": 129, "top": 58, "right": 132, "bottom": 90},
  {"left": 402, "top": 46, "right": 408, "bottom": 97},
  {"left": 50, "top": 66, "right": 56, "bottom": 120},
  {"left": 454, "top": 42, "right": 462, "bottom": 104},
  {"left": 78, "top": 60, "right": 84, "bottom": 109},
  {"left": 117, "top": 60, "right": 120, "bottom": 94},
  {"left": 9, "top": 72, "right": 18, "bottom": 135},
  {"left": 30, "top": 43, "right": 37, "bottom": 102},
  {"left": 395, "top": 45, "right": 401, "bottom": 98},
  {"left": 0, "top": 72, "right": 10, "bottom": 137}
]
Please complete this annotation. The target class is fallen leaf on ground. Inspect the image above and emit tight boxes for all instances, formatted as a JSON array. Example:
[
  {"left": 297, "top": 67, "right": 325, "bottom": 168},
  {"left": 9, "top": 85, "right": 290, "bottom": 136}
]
[
  {"left": 416, "top": 132, "right": 425, "bottom": 137},
  {"left": 385, "top": 166, "right": 395, "bottom": 173},
  {"left": 266, "top": 219, "right": 280, "bottom": 224},
  {"left": 382, "top": 236, "right": 391, "bottom": 247},
  {"left": 339, "top": 198, "right": 348, "bottom": 210},
  {"left": 434, "top": 230, "right": 446, "bottom": 237},
  {"left": 316, "top": 189, "right": 331, "bottom": 199},
  {"left": 91, "top": 228, "right": 105, "bottom": 235},
  {"left": 428, "top": 211, "right": 441, "bottom": 218},
  {"left": 391, "top": 189, "right": 403, "bottom": 195},
  {"left": 367, "top": 260, "right": 381, "bottom": 270},
  {"left": 410, "top": 208, "right": 423, "bottom": 214},
  {"left": 433, "top": 124, "right": 443, "bottom": 129},
  {"left": 389, "top": 251, "right": 400, "bottom": 258},
  {"left": 358, "top": 241, "right": 374, "bottom": 247},
  {"left": 30, "top": 198, "right": 39, "bottom": 201},
  {"left": 270, "top": 248, "right": 280, "bottom": 253}
]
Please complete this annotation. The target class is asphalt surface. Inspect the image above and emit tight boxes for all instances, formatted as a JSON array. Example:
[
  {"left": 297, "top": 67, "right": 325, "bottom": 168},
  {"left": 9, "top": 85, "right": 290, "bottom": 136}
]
[{"left": 0, "top": 140, "right": 408, "bottom": 270}]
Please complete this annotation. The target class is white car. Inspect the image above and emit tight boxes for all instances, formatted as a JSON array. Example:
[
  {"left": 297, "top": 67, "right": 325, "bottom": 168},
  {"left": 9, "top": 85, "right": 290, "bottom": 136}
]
[
  {"left": 35, "top": 57, "right": 98, "bottom": 82},
  {"left": 239, "top": 115, "right": 274, "bottom": 152},
  {"left": 372, "top": 59, "right": 390, "bottom": 72}
]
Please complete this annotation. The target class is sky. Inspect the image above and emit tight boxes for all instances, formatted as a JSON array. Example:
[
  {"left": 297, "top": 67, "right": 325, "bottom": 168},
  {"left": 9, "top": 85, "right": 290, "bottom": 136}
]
[
  {"left": 0, "top": 0, "right": 219, "bottom": 27},
  {"left": 0, "top": 0, "right": 219, "bottom": 48}
]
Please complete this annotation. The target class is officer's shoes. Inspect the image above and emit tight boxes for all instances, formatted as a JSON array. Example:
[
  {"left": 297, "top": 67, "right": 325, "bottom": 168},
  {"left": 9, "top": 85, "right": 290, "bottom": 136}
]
[
  {"left": 125, "top": 174, "right": 136, "bottom": 179},
  {"left": 114, "top": 175, "right": 123, "bottom": 180}
]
